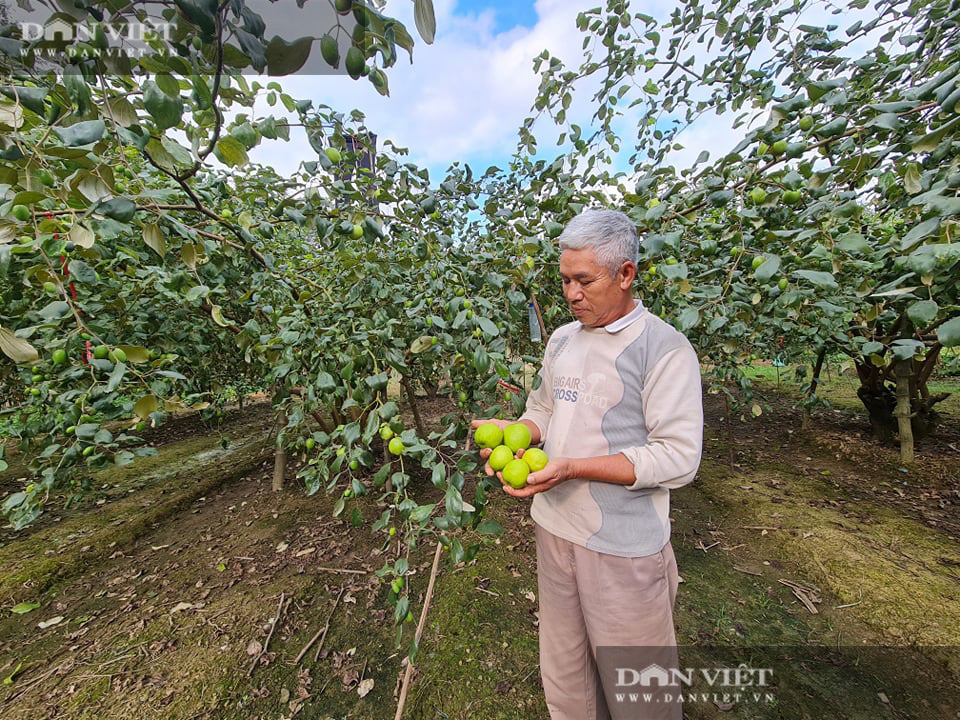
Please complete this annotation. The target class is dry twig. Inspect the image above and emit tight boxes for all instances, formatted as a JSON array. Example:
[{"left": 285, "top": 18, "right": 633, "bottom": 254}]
[{"left": 294, "top": 586, "right": 346, "bottom": 665}]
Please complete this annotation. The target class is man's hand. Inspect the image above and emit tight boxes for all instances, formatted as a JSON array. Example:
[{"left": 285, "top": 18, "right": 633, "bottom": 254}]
[{"left": 501, "top": 455, "right": 572, "bottom": 498}]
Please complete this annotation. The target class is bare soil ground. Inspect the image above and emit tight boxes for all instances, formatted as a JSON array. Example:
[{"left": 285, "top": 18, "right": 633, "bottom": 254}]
[{"left": 0, "top": 384, "right": 958, "bottom": 719}]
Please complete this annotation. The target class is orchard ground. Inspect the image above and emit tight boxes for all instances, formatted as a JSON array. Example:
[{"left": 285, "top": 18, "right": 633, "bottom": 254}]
[{"left": 1, "top": 368, "right": 959, "bottom": 720}]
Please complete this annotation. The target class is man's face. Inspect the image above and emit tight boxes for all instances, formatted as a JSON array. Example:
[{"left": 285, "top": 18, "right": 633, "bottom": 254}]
[{"left": 559, "top": 247, "right": 636, "bottom": 328}]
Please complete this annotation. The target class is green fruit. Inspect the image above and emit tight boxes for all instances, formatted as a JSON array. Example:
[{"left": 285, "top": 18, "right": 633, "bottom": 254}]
[
  {"left": 757, "top": 142, "right": 769, "bottom": 156},
  {"left": 52, "top": 349, "right": 67, "bottom": 365},
  {"left": 782, "top": 190, "right": 803, "bottom": 205},
  {"left": 463, "top": 300, "right": 472, "bottom": 309},
  {"left": 82, "top": 446, "right": 94, "bottom": 457},
  {"left": 320, "top": 34, "right": 339, "bottom": 68},
  {"left": 334, "top": 0, "right": 352, "bottom": 13},
  {"left": 351, "top": 223, "right": 363, "bottom": 239},
  {"left": 388, "top": 437, "right": 405, "bottom": 456},
  {"left": 388, "top": 526, "right": 396, "bottom": 536},
  {"left": 325, "top": 147, "right": 341, "bottom": 164},
  {"left": 43, "top": 281, "right": 58, "bottom": 295},
  {"left": 771, "top": 140, "right": 788, "bottom": 155},
  {"left": 379, "top": 425, "right": 394, "bottom": 441},
  {"left": 503, "top": 423, "right": 532, "bottom": 453},
  {"left": 502, "top": 459, "right": 530, "bottom": 489},
  {"left": 93, "top": 345, "right": 109, "bottom": 360},
  {"left": 31, "top": 373, "right": 43, "bottom": 383},
  {"left": 349, "top": 459, "right": 359, "bottom": 470},
  {"left": 778, "top": 278, "right": 789, "bottom": 291},
  {"left": 665, "top": 257, "right": 678, "bottom": 265},
  {"left": 488, "top": 445, "right": 514, "bottom": 472},
  {"left": 108, "top": 348, "right": 127, "bottom": 363},
  {"left": 523, "top": 448, "right": 549, "bottom": 472},
  {"left": 749, "top": 187, "right": 767, "bottom": 204},
  {"left": 405, "top": 611, "right": 414, "bottom": 623},
  {"left": 473, "top": 423, "right": 503, "bottom": 449},
  {"left": 345, "top": 47, "right": 365, "bottom": 80},
  {"left": 11, "top": 204, "right": 30, "bottom": 221},
  {"left": 752, "top": 256, "right": 766, "bottom": 270},
  {"left": 798, "top": 115, "right": 814, "bottom": 132},
  {"left": 344, "top": 488, "right": 353, "bottom": 498},
  {"left": 30, "top": 387, "right": 41, "bottom": 396},
  {"left": 65, "top": 425, "right": 76, "bottom": 434},
  {"left": 305, "top": 438, "right": 316, "bottom": 451},
  {"left": 458, "top": 391, "right": 468, "bottom": 403}
]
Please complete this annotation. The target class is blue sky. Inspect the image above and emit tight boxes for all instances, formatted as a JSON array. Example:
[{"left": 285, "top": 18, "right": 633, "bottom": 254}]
[{"left": 456, "top": 0, "right": 539, "bottom": 34}]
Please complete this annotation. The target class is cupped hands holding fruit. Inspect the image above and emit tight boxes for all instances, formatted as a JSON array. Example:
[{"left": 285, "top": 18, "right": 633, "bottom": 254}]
[{"left": 470, "top": 419, "right": 569, "bottom": 498}]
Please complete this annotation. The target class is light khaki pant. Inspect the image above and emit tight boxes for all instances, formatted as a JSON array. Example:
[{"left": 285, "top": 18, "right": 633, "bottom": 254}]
[{"left": 536, "top": 523, "right": 681, "bottom": 720}]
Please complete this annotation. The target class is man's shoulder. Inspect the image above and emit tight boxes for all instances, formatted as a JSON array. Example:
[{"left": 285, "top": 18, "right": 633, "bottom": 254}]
[{"left": 622, "top": 312, "right": 697, "bottom": 365}]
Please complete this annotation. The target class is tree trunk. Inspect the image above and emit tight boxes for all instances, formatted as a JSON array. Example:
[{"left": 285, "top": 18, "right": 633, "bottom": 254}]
[
  {"left": 273, "top": 406, "right": 287, "bottom": 491},
  {"left": 855, "top": 360, "right": 897, "bottom": 444},
  {"left": 802, "top": 346, "right": 827, "bottom": 431},
  {"left": 894, "top": 359, "right": 914, "bottom": 464},
  {"left": 401, "top": 374, "right": 427, "bottom": 439}
]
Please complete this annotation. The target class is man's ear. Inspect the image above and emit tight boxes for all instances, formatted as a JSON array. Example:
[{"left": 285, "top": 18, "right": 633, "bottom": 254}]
[{"left": 618, "top": 261, "right": 637, "bottom": 289}]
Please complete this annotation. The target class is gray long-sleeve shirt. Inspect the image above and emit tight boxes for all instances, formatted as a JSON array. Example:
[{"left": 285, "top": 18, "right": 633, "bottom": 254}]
[{"left": 519, "top": 300, "right": 703, "bottom": 558}]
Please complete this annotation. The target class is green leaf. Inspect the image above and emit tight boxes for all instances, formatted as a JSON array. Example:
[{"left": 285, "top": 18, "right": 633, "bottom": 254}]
[
  {"left": 143, "top": 224, "right": 166, "bottom": 257},
  {"left": 214, "top": 136, "right": 249, "bottom": 167},
  {"left": 142, "top": 80, "right": 183, "bottom": 131},
  {"left": 185, "top": 285, "right": 210, "bottom": 301},
  {"left": 476, "top": 519, "right": 504, "bottom": 536},
  {"left": 67, "top": 260, "right": 97, "bottom": 284},
  {"left": 53, "top": 119, "right": 105, "bottom": 147},
  {"left": 754, "top": 254, "right": 781, "bottom": 282},
  {"left": 900, "top": 218, "right": 940, "bottom": 251},
  {"left": 69, "top": 224, "right": 95, "bottom": 249},
  {"left": 410, "top": 335, "right": 435, "bottom": 354},
  {"left": 903, "top": 164, "right": 922, "bottom": 195},
  {"left": 11, "top": 602, "right": 40, "bottom": 615},
  {"left": 414, "top": 0, "right": 437, "bottom": 44},
  {"left": 409, "top": 504, "right": 435, "bottom": 524},
  {"left": 431, "top": 463, "right": 447, "bottom": 489},
  {"left": 97, "top": 197, "right": 136, "bottom": 223},
  {"left": 836, "top": 233, "right": 871, "bottom": 254},
  {"left": 938, "top": 317, "right": 960, "bottom": 347},
  {"left": 793, "top": 270, "right": 838, "bottom": 289},
  {"left": 907, "top": 300, "right": 938, "bottom": 328},
  {"left": 134, "top": 395, "right": 158, "bottom": 420},
  {"left": 265, "top": 35, "right": 314, "bottom": 76},
  {"left": 0, "top": 326, "right": 38, "bottom": 363},
  {"left": 675, "top": 307, "right": 700, "bottom": 332},
  {"left": 107, "top": 362, "right": 126, "bottom": 392}
]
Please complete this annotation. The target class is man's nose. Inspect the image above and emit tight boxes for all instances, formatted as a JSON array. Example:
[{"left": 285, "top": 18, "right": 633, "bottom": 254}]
[{"left": 565, "top": 282, "right": 583, "bottom": 302}]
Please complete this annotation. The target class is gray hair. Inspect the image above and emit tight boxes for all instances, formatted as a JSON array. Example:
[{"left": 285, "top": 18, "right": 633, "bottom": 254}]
[{"left": 557, "top": 209, "right": 639, "bottom": 276}]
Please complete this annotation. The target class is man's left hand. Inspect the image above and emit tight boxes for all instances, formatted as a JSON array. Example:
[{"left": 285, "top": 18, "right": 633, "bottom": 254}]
[{"left": 501, "top": 457, "right": 572, "bottom": 498}]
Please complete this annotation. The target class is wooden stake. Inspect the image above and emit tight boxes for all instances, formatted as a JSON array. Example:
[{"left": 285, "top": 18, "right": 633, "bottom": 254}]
[{"left": 394, "top": 541, "right": 444, "bottom": 720}]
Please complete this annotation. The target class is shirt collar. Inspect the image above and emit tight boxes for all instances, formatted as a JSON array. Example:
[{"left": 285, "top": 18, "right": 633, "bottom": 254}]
[{"left": 602, "top": 298, "right": 646, "bottom": 333}]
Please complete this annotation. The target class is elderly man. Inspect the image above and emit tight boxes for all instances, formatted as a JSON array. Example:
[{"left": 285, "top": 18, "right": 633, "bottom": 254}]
[{"left": 474, "top": 208, "right": 703, "bottom": 719}]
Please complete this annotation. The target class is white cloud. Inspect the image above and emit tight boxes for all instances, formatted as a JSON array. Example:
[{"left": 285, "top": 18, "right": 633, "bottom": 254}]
[{"left": 245, "top": 0, "right": 599, "bottom": 180}]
